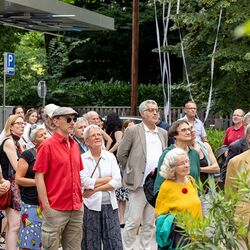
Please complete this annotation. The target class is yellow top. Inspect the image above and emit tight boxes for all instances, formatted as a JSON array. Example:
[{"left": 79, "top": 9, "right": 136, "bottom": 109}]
[{"left": 155, "top": 176, "right": 202, "bottom": 219}]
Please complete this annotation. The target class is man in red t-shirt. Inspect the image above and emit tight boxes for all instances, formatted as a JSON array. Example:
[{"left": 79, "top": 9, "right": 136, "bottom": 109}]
[
  {"left": 34, "top": 107, "right": 84, "bottom": 250},
  {"left": 224, "top": 109, "right": 245, "bottom": 146}
]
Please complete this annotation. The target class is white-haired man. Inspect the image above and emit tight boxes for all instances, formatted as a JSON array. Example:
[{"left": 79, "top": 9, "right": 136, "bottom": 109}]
[{"left": 117, "top": 100, "right": 168, "bottom": 250}]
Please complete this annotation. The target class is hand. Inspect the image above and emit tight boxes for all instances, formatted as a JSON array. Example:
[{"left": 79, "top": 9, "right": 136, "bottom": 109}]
[
  {"left": 0, "top": 180, "right": 10, "bottom": 196},
  {"left": 83, "top": 189, "right": 95, "bottom": 198},
  {"left": 42, "top": 203, "right": 52, "bottom": 216}
]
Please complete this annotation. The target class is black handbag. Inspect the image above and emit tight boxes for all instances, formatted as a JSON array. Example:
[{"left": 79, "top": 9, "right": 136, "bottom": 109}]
[{"left": 143, "top": 168, "right": 158, "bottom": 207}]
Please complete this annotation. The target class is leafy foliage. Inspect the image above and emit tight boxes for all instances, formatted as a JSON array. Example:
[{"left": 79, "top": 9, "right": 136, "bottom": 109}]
[
  {"left": 176, "top": 170, "right": 250, "bottom": 249},
  {"left": 206, "top": 129, "right": 224, "bottom": 151},
  {"left": 161, "top": 0, "right": 250, "bottom": 114}
]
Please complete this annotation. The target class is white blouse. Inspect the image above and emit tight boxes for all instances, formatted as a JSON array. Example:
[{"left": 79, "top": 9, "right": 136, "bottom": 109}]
[{"left": 80, "top": 150, "right": 122, "bottom": 211}]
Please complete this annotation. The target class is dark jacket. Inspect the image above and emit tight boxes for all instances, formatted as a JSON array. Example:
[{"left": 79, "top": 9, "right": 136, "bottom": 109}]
[{"left": 221, "top": 137, "right": 248, "bottom": 182}]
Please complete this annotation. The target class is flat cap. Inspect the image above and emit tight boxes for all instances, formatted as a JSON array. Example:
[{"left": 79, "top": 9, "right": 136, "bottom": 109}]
[
  {"left": 44, "top": 104, "right": 60, "bottom": 118},
  {"left": 52, "top": 107, "right": 78, "bottom": 118}
]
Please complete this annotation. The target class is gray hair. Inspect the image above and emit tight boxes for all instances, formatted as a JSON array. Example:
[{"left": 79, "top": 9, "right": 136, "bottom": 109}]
[
  {"left": 84, "top": 111, "right": 99, "bottom": 122},
  {"left": 245, "top": 123, "right": 250, "bottom": 138},
  {"left": 29, "top": 124, "right": 46, "bottom": 142},
  {"left": 160, "top": 148, "right": 188, "bottom": 180},
  {"left": 83, "top": 125, "right": 102, "bottom": 141},
  {"left": 243, "top": 112, "right": 250, "bottom": 126},
  {"left": 74, "top": 117, "right": 89, "bottom": 129},
  {"left": 139, "top": 100, "right": 158, "bottom": 114}
]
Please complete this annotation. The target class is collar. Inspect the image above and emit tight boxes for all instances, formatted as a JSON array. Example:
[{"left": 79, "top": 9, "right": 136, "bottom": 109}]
[
  {"left": 233, "top": 125, "right": 243, "bottom": 131},
  {"left": 143, "top": 123, "right": 158, "bottom": 133},
  {"left": 182, "top": 115, "right": 199, "bottom": 123},
  {"left": 53, "top": 132, "right": 74, "bottom": 143},
  {"left": 85, "top": 150, "right": 107, "bottom": 160}
]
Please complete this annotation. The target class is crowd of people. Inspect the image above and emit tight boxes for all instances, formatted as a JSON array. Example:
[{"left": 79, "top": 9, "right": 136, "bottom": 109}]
[{"left": 0, "top": 100, "right": 249, "bottom": 250}]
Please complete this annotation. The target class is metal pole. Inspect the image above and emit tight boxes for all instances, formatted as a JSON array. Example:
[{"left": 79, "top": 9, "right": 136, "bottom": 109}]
[
  {"left": 130, "top": 0, "right": 139, "bottom": 116},
  {"left": 43, "top": 96, "right": 45, "bottom": 107},
  {"left": 3, "top": 71, "right": 6, "bottom": 129}
]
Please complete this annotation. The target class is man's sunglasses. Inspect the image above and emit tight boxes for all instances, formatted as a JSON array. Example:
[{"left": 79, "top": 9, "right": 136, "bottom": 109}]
[{"left": 60, "top": 116, "right": 77, "bottom": 123}]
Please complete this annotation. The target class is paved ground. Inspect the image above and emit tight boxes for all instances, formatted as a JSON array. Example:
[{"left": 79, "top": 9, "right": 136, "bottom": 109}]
[
  {"left": 0, "top": 229, "right": 158, "bottom": 249},
  {"left": 122, "top": 228, "right": 158, "bottom": 250}
]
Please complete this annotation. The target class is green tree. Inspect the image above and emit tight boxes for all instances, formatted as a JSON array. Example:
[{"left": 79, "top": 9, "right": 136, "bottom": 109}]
[{"left": 163, "top": 0, "right": 250, "bottom": 114}]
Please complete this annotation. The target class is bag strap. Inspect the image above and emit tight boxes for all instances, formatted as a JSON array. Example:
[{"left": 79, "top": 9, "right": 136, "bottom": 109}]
[{"left": 90, "top": 157, "right": 102, "bottom": 178}]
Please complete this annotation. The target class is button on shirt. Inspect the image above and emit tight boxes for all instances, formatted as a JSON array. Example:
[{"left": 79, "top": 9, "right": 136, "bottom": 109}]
[
  {"left": 141, "top": 124, "right": 163, "bottom": 186},
  {"left": 80, "top": 150, "right": 122, "bottom": 211},
  {"left": 33, "top": 132, "right": 83, "bottom": 211}
]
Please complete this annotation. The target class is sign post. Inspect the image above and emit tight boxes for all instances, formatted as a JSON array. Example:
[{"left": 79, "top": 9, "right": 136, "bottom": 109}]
[
  {"left": 37, "top": 81, "right": 47, "bottom": 107},
  {"left": 2, "top": 53, "right": 15, "bottom": 128}
]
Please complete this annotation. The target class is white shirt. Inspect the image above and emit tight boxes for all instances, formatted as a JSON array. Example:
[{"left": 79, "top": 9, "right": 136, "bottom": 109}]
[
  {"left": 80, "top": 150, "right": 122, "bottom": 211},
  {"left": 141, "top": 123, "right": 163, "bottom": 186}
]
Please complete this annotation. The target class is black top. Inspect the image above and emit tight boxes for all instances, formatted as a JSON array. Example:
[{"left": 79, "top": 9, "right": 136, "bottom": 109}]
[
  {"left": 19, "top": 148, "right": 39, "bottom": 205},
  {"left": 200, "top": 156, "right": 209, "bottom": 191},
  {"left": 109, "top": 126, "right": 121, "bottom": 156}
]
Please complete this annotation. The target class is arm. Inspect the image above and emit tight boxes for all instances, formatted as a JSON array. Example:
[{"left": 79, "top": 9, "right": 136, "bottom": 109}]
[
  {"left": 109, "top": 130, "right": 123, "bottom": 153},
  {"left": 117, "top": 128, "right": 133, "bottom": 169},
  {"left": 200, "top": 143, "right": 220, "bottom": 173},
  {"left": 3, "top": 139, "right": 19, "bottom": 171},
  {"left": 101, "top": 130, "right": 113, "bottom": 151},
  {"left": 223, "top": 129, "right": 229, "bottom": 146},
  {"left": 224, "top": 159, "right": 236, "bottom": 190},
  {"left": 0, "top": 179, "right": 10, "bottom": 196},
  {"left": 35, "top": 172, "right": 50, "bottom": 214},
  {"left": 83, "top": 154, "right": 121, "bottom": 198},
  {"left": 15, "top": 158, "right": 36, "bottom": 187}
]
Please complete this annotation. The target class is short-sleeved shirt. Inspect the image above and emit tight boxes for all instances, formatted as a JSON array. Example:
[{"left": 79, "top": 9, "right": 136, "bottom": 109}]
[
  {"left": 33, "top": 132, "right": 83, "bottom": 211},
  {"left": 223, "top": 125, "right": 245, "bottom": 146},
  {"left": 19, "top": 148, "right": 38, "bottom": 205},
  {"left": 179, "top": 116, "right": 207, "bottom": 141},
  {"left": 153, "top": 144, "right": 200, "bottom": 195}
]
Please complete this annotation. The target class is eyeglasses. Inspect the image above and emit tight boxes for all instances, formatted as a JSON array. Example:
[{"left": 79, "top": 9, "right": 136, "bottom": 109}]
[
  {"left": 144, "top": 108, "right": 160, "bottom": 113},
  {"left": 60, "top": 116, "right": 77, "bottom": 123},
  {"left": 88, "top": 133, "right": 103, "bottom": 139},
  {"left": 178, "top": 127, "right": 191, "bottom": 133},
  {"left": 13, "top": 122, "right": 26, "bottom": 126},
  {"left": 185, "top": 108, "right": 197, "bottom": 110}
]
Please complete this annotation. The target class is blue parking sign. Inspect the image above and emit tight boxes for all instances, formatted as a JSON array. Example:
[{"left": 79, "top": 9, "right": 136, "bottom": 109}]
[{"left": 4, "top": 52, "right": 15, "bottom": 75}]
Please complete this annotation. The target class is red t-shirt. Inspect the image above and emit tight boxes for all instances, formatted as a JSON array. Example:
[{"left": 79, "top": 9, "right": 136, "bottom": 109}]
[
  {"left": 33, "top": 132, "right": 83, "bottom": 210},
  {"left": 223, "top": 125, "right": 245, "bottom": 146}
]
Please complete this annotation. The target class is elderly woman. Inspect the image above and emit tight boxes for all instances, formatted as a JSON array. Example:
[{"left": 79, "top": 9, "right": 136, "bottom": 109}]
[
  {"left": 15, "top": 124, "right": 48, "bottom": 250},
  {"left": 154, "top": 120, "right": 200, "bottom": 196},
  {"left": 80, "top": 125, "right": 122, "bottom": 250},
  {"left": 155, "top": 148, "right": 202, "bottom": 249},
  {"left": 0, "top": 114, "right": 25, "bottom": 250}
]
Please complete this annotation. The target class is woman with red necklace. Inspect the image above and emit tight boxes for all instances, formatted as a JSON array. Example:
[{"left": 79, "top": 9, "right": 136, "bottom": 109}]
[
  {"left": 155, "top": 148, "right": 202, "bottom": 250},
  {"left": 0, "top": 114, "right": 25, "bottom": 250}
]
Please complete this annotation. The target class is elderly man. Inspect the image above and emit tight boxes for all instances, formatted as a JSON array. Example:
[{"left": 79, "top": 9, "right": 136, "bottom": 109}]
[
  {"left": 224, "top": 124, "right": 250, "bottom": 243},
  {"left": 73, "top": 117, "right": 89, "bottom": 154},
  {"left": 223, "top": 109, "right": 245, "bottom": 146},
  {"left": 84, "top": 111, "right": 113, "bottom": 150},
  {"left": 84, "top": 111, "right": 100, "bottom": 125},
  {"left": 117, "top": 100, "right": 168, "bottom": 250},
  {"left": 221, "top": 112, "right": 250, "bottom": 183},
  {"left": 34, "top": 107, "right": 84, "bottom": 250},
  {"left": 180, "top": 100, "right": 207, "bottom": 142},
  {"left": 43, "top": 103, "right": 59, "bottom": 136}
]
